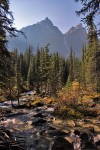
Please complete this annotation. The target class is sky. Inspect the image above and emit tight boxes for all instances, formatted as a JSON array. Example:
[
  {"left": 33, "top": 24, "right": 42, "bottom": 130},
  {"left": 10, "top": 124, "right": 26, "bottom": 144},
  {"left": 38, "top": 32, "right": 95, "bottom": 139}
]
[{"left": 9, "top": 0, "right": 99, "bottom": 33}]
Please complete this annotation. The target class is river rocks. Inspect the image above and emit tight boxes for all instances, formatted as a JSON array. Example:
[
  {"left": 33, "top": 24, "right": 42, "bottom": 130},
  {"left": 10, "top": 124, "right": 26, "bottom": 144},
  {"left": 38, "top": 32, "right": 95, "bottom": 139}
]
[
  {"left": 32, "top": 118, "right": 47, "bottom": 126},
  {"left": 0, "top": 108, "right": 12, "bottom": 115},
  {"left": 75, "top": 119, "right": 100, "bottom": 133},
  {"left": 81, "top": 141, "right": 97, "bottom": 150},
  {"left": 93, "top": 96, "right": 100, "bottom": 103},
  {"left": 52, "top": 118, "right": 63, "bottom": 125},
  {"left": 26, "top": 120, "right": 33, "bottom": 125},
  {"left": 0, "top": 127, "right": 26, "bottom": 150},
  {"left": 49, "top": 137, "right": 74, "bottom": 150},
  {"left": 0, "top": 97, "right": 100, "bottom": 150},
  {"left": 93, "top": 125, "right": 100, "bottom": 132},
  {"left": 61, "top": 129, "right": 70, "bottom": 134},
  {"left": 95, "top": 140, "right": 100, "bottom": 149},
  {"left": 35, "top": 138, "right": 50, "bottom": 150},
  {"left": 74, "top": 130, "right": 80, "bottom": 136},
  {"left": 94, "top": 134, "right": 100, "bottom": 143},
  {"left": 70, "top": 130, "right": 100, "bottom": 150},
  {"left": 0, "top": 118, "right": 24, "bottom": 126},
  {"left": 4, "top": 112, "right": 25, "bottom": 117},
  {"left": 66, "top": 120, "right": 76, "bottom": 127},
  {"left": 75, "top": 120, "right": 84, "bottom": 127},
  {"left": 33, "top": 112, "right": 45, "bottom": 118},
  {"left": 31, "top": 101, "right": 44, "bottom": 107},
  {"left": 93, "top": 134, "right": 100, "bottom": 149},
  {"left": 65, "top": 136, "right": 73, "bottom": 144},
  {"left": 45, "top": 129, "right": 68, "bottom": 137},
  {"left": 80, "top": 132, "right": 89, "bottom": 142}
]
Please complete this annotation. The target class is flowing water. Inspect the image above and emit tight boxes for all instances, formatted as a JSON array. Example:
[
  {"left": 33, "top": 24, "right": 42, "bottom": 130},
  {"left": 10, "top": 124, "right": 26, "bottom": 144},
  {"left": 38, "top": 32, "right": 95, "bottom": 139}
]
[{"left": 0, "top": 95, "right": 100, "bottom": 150}]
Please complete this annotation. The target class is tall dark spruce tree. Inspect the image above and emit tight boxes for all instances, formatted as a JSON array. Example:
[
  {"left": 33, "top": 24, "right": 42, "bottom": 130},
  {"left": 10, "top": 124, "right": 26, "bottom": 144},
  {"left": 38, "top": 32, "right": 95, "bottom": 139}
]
[
  {"left": 67, "top": 47, "right": 74, "bottom": 83},
  {"left": 0, "top": 0, "right": 21, "bottom": 88},
  {"left": 75, "top": 0, "right": 100, "bottom": 93},
  {"left": 85, "top": 25, "right": 100, "bottom": 92}
]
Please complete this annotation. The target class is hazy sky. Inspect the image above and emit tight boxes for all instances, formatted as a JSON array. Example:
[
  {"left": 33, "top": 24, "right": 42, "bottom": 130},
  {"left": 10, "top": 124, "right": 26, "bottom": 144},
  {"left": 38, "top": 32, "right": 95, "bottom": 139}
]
[{"left": 9, "top": 0, "right": 98, "bottom": 33}]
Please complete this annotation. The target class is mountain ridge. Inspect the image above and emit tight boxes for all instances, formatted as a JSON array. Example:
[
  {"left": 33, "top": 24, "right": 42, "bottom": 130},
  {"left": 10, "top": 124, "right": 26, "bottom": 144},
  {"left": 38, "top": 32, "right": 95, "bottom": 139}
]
[{"left": 8, "top": 17, "right": 88, "bottom": 57}]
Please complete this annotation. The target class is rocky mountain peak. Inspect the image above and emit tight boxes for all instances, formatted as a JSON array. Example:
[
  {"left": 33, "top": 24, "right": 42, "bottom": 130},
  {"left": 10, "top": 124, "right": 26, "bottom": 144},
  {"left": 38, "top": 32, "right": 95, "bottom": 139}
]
[
  {"left": 8, "top": 18, "right": 88, "bottom": 58},
  {"left": 38, "top": 17, "right": 53, "bottom": 26},
  {"left": 76, "top": 23, "right": 82, "bottom": 28},
  {"left": 65, "top": 23, "right": 84, "bottom": 35}
]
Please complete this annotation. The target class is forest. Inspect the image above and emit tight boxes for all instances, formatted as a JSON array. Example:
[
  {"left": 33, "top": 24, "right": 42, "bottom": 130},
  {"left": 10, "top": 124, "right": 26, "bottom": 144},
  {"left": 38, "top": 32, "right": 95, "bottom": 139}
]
[
  {"left": 0, "top": 0, "right": 100, "bottom": 150},
  {"left": 1, "top": 26, "right": 100, "bottom": 103}
]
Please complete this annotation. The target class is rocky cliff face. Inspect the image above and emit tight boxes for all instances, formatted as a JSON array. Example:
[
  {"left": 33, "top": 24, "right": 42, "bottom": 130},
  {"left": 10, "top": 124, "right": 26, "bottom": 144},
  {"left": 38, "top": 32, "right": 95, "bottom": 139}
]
[{"left": 8, "top": 18, "right": 87, "bottom": 57}]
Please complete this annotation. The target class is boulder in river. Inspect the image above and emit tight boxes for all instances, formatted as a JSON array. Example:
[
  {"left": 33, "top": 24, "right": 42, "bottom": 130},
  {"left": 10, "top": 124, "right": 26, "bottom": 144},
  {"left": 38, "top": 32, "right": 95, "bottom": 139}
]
[
  {"left": 33, "top": 112, "right": 44, "bottom": 118},
  {"left": 32, "top": 118, "right": 47, "bottom": 125},
  {"left": 45, "top": 129, "right": 68, "bottom": 137},
  {"left": 49, "top": 137, "right": 74, "bottom": 150}
]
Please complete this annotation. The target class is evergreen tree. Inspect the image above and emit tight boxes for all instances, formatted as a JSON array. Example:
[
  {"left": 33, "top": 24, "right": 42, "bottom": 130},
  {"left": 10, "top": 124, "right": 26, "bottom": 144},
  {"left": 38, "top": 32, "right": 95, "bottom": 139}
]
[
  {"left": 35, "top": 48, "right": 41, "bottom": 93},
  {"left": 24, "top": 46, "right": 33, "bottom": 80},
  {"left": 19, "top": 53, "right": 26, "bottom": 80},
  {"left": 27, "top": 55, "right": 35, "bottom": 87},
  {"left": 13, "top": 49, "right": 22, "bottom": 105},
  {"left": 39, "top": 46, "right": 50, "bottom": 93},
  {"left": 85, "top": 25, "right": 100, "bottom": 92},
  {"left": 67, "top": 47, "right": 74, "bottom": 83},
  {"left": 73, "top": 53, "right": 81, "bottom": 83},
  {"left": 81, "top": 44, "right": 87, "bottom": 86},
  {"left": 0, "top": 0, "right": 22, "bottom": 88}
]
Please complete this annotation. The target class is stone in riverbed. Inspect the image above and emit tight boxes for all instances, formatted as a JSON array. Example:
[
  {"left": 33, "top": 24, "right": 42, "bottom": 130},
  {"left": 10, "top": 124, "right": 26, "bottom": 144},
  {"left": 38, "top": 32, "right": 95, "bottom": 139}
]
[
  {"left": 95, "top": 140, "right": 100, "bottom": 149},
  {"left": 32, "top": 118, "right": 47, "bottom": 125},
  {"left": 26, "top": 121, "right": 33, "bottom": 125},
  {"left": 45, "top": 129, "right": 68, "bottom": 137},
  {"left": 47, "top": 126, "right": 57, "bottom": 130},
  {"left": 93, "top": 125, "right": 100, "bottom": 132},
  {"left": 49, "top": 137, "right": 74, "bottom": 150},
  {"left": 74, "top": 130, "right": 80, "bottom": 136},
  {"left": 80, "top": 132, "right": 89, "bottom": 142},
  {"left": 33, "top": 112, "right": 44, "bottom": 118},
  {"left": 81, "top": 141, "right": 97, "bottom": 150},
  {"left": 66, "top": 120, "right": 75, "bottom": 127}
]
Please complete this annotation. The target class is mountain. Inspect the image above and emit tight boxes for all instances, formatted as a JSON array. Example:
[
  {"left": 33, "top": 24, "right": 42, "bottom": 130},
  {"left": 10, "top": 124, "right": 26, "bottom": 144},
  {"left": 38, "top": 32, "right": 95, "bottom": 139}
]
[
  {"left": 64, "top": 23, "right": 88, "bottom": 57},
  {"left": 8, "top": 17, "right": 88, "bottom": 57}
]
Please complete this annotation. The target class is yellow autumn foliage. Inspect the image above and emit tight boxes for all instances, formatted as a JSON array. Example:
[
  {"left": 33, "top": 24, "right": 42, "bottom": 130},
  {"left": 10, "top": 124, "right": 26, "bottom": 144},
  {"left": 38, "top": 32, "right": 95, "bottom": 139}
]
[
  {"left": 43, "top": 97, "right": 55, "bottom": 104},
  {"left": 72, "top": 79, "right": 80, "bottom": 92}
]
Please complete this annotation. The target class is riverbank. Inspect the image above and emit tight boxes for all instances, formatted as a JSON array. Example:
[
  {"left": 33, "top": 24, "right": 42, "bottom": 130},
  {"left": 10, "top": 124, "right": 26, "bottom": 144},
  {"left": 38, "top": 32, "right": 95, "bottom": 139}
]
[{"left": 0, "top": 94, "right": 100, "bottom": 150}]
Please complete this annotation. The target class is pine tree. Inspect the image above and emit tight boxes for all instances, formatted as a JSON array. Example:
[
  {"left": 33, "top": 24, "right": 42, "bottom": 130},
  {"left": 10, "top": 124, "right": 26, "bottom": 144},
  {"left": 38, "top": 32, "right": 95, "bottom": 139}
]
[
  {"left": 73, "top": 53, "right": 81, "bottom": 83},
  {"left": 44, "top": 45, "right": 50, "bottom": 93},
  {"left": 35, "top": 48, "right": 41, "bottom": 93},
  {"left": 27, "top": 55, "right": 35, "bottom": 87},
  {"left": 19, "top": 53, "right": 26, "bottom": 80},
  {"left": 85, "top": 25, "right": 100, "bottom": 92},
  {"left": 0, "top": 0, "right": 23, "bottom": 88},
  {"left": 81, "top": 44, "right": 87, "bottom": 86},
  {"left": 13, "top": 49, "right": 22, "bottom": 105},
  {"left": 67, "top": 47, "right": 74, "bottom": 83}
]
